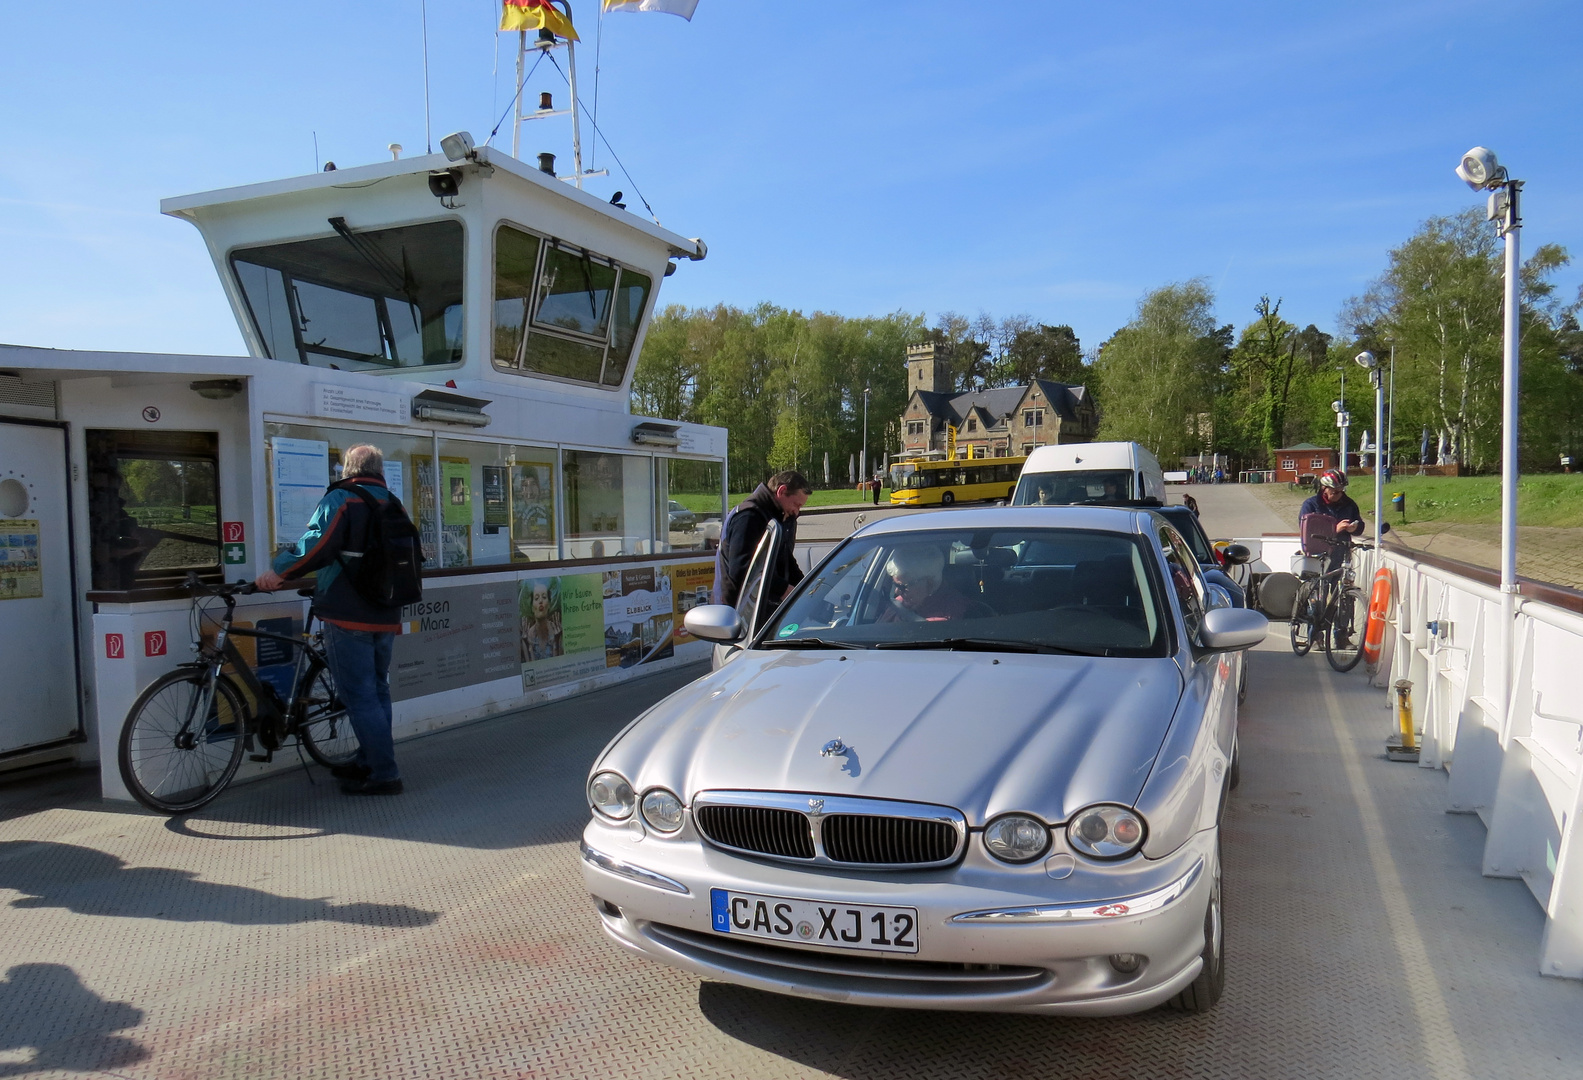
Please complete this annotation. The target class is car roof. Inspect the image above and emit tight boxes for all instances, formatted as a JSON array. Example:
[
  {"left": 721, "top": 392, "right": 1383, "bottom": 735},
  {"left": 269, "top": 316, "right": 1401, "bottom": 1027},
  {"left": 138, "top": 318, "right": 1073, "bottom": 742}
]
[{"left": 855, "top": 505, "right": 1153, "bottom": 539}]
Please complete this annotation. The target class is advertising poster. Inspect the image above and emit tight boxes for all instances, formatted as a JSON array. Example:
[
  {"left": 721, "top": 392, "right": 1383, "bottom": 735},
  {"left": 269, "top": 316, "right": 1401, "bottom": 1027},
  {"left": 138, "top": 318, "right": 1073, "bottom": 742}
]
[
  {"left": 509, "top": 463, "right": 554, "bottom": 560},
  {"left": 604, "top": 567, "right": 675, "bottom": 669},
  {"left": 481, "top": 466, "right": 508, "bottom": 531},
  {"left": 519, "top": 572, "right": 605, "bottom": 690},
  {"left": 415, "top": 459, "right": 470, "bottom": 568},
  {"left": 665, "top": 561, "right": 716, "bottom": 645},
  {"left": 390, "top": 583, "right": 519, "bottom": 702},
  {"left": 443, "top": 460, "right": 472, "bottom": 527},
  {"left": 0, "top": 519, "right": 42, "bottom": 600}
]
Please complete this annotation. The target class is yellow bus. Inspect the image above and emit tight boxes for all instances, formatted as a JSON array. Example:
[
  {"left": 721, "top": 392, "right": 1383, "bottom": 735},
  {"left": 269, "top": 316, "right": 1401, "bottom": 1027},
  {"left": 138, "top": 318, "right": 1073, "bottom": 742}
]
[{"left": 889, "top": 456, "right": 1028, "bottom": 506}]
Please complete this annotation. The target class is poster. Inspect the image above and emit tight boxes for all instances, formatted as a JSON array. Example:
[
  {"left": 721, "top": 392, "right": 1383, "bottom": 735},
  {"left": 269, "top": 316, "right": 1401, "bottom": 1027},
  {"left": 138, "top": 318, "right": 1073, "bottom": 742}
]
[
  {"left": 443, "top": 460, "right": 472, "bottom": 527},
  {"left": 519, "top": 572, "right": 606, "bottom": 690},
  {"left": 384, "top": 460, "right": 406, "bottom": 507},
  {"left": 666, "top": 561, "right": 716, "bottom": 645},
  {"left": 603, "top": 567, "right": 675, "bottom": 669},
  {"left": 390, "top": 583, "right": 519, "bottom": 702},
  {"left": 271, "top": 437, "right": 330, "bottom": 544},
  {"left": 481, "top": 466, "right": 508, "bottom": 530},
  {"left": 509, "top": 463, "right": 554, "bottom": 560},
  {"left": 415, "top": 458, "right": 470, "bottom": 568},
  {"left": 0, "top": 519, "right": 42, "bottom": 600}
]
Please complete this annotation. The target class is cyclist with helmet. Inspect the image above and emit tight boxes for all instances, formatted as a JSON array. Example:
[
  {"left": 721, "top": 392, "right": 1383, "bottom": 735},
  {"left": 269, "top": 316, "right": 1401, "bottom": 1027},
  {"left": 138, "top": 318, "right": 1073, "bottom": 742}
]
[{"left": 1301, "top": 469, "right": 1364, "bottom": 569}]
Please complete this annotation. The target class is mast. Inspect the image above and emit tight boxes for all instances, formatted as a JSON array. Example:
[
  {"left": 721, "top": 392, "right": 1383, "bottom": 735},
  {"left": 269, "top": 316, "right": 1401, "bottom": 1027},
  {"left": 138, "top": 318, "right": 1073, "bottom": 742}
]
[{"left": 507, "top": 2, "right": 602, "bottom": 188}]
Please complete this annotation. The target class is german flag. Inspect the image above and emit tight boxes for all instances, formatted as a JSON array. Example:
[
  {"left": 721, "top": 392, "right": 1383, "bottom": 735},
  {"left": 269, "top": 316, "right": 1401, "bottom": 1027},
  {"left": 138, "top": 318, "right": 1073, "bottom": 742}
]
[{"left": 501, "top": 0, "right": 580, "bottom": 41}]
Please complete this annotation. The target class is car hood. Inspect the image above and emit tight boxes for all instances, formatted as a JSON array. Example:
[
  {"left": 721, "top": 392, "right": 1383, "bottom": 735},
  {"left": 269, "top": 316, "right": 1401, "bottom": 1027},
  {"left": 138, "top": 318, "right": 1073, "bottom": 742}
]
[{"left": 600, "top": 649, "right": 1184, "bottom": 825}]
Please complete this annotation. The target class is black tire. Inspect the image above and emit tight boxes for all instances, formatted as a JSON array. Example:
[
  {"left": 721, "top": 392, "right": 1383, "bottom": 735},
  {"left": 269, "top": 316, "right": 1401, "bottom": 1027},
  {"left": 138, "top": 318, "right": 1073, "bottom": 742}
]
[
  {"left": 1237, "top": 659, "right": 1248, "bottom": 706},
  {"left": 1289, "top": 581, "right": 1315, "bottom": 656},
  {"left": 941, "top": 491, "right": 955, "bottom": 505},
  {"left": 1228, "top": 738, "right": 1241, "bottom": 790},
  {"left": 295, "top": 659, "right": 360, "bottom": 767},
  {"left": 118, "top": 670, "right": 247, "bottom": 814},
  {"left": 1168, "top": 841, "right": 1225, "bottom": 1012},
  {"left": 1325, "top": 587, "right": 1368, "bottom": 673}
]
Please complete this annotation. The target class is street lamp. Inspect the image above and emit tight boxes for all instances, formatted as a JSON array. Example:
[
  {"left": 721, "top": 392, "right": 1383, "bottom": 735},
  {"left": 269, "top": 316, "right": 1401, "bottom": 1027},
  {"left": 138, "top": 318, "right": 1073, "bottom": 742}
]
[
  {"left": 861, "top": 386, "right": 871, "bottom": 488},
  {"left": 1355, "top": 350, "right": 1383, "bottom": 543},
  {"left": 1456, "top": 146, "right": 1522, "bottom": 717}
]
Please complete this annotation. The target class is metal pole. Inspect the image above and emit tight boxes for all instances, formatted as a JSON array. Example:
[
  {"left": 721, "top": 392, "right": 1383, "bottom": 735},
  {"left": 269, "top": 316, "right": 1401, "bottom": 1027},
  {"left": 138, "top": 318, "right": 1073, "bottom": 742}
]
[
  {"left": 861, "top": 387, "right": 870, "bottom": 485},
  {"left": 567, "top": 33, "right": 585, "bottom": 187},
  {"left": 1374, "top": 369, "right": 1385, "bottom": 542},
  {"left": 1498, "top": 180, "right": 1523, "bottom": 719},
  {"left": 1339, "top": 368, "right": 1348, "bottom": 472},
  {"left": 512, "top": 31, "right": 525, "bottom": 158},
  {"left": 1387, "top": 346, "right": 1395, "bottom": 479}
]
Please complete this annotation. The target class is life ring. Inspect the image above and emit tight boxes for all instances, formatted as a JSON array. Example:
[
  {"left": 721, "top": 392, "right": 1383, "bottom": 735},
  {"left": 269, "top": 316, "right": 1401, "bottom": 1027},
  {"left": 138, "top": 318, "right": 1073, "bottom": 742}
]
[{"left": 1362, "top": 567, "right": 1393, "bottom": 664}]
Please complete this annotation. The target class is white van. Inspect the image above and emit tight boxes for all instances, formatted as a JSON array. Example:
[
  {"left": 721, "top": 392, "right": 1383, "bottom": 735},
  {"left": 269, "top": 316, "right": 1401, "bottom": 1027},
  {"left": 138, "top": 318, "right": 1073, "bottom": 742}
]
[{"left": 1011, "top": 441, "right": 1167, "bottom": 506}]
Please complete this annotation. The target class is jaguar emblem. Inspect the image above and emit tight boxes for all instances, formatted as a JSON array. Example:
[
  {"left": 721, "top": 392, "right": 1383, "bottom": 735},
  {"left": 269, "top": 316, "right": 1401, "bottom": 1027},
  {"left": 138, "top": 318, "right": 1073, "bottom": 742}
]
[
  {"left": 820, "top": 738, "right": 845, "bottom": 757},
  {"left": 808, "top": 798, "right": 825, "bottom": 815}
]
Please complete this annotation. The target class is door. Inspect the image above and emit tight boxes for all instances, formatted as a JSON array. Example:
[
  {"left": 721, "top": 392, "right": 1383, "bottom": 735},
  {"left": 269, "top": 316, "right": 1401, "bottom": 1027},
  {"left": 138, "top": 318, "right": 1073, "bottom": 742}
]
[
  {"left": 714, "top": 519, "right": 783, "bottom": 668},
  {"left": 0, "top": 419, "right": 80, "bottom": 754}
]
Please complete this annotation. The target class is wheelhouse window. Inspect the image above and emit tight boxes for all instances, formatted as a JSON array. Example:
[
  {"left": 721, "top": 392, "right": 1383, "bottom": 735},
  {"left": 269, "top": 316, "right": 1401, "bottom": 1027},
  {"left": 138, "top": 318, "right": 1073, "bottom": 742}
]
[
  {"left": 86, "top": 430, "right": 221, "bottom": 590},
  {"left": 493, "top": 224, "right": 654, "bottom": 388},
  {"left": 232, "top": 220, "right": 464, "bottom": 371}
]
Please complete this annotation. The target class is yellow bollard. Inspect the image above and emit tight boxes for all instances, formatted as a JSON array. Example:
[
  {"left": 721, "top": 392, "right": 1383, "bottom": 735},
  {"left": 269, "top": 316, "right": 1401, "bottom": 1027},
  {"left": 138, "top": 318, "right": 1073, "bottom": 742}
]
[{"left": 1388, "top": 679, "right": 1419, "bottom": 761}]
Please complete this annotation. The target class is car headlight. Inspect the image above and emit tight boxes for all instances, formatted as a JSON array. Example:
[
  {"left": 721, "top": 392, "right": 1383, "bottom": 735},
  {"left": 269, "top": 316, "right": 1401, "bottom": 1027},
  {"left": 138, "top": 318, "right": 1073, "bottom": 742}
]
[
  {"left": 640, "top": 788, "right": 685, "bottom": 833},
  {"left": 1066, "top": 805, "right": 1147, "bottom": 859},
  {"left": 588, "top": 772, "right": 635, "bottom": 820},
  {"left": 983, "top": 814, "right": 1052, "bottom": 863}
]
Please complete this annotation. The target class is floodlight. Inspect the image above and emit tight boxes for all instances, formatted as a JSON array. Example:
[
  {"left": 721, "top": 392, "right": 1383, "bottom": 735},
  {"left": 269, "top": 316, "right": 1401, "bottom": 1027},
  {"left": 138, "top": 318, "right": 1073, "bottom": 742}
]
[
  {"left": 1455, "top": 146, "right": 1501, "bottom": 191},
  {"left": 441, "top": 130, "right": 475, "bottom": 162},
  {"left": 1332, "top": 400, "right": 1344, "bottom": 413},
  {"left": 1354, "top": 350, "right": 1377, "bottom": 369}
]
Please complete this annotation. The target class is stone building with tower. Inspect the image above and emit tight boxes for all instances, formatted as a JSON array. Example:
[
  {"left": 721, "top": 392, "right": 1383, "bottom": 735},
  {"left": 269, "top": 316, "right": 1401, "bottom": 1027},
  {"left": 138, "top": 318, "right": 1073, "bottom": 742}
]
[{"left": 898, "top": 343, "right": 1097, "bottom": 460}]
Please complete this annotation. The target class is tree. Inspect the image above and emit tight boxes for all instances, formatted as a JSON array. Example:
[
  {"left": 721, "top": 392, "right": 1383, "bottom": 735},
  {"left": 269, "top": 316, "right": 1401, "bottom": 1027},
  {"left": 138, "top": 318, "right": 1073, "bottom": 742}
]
[
  {"left": 998, "top": 324, "right": 1084, "bottom": 387},
  {"left": 1092, "top": 280, "right": 1224, "bottom": 461}
]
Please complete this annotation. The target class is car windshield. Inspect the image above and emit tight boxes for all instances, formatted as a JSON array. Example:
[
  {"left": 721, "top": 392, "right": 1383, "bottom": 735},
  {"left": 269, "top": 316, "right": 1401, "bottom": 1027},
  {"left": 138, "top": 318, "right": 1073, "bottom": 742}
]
[
  {"left": 762, "top": 527, "right": 1167, "bottom": 657},
  {"left": 1013, "top": 470, "right": 1133, "bottom": 506}
]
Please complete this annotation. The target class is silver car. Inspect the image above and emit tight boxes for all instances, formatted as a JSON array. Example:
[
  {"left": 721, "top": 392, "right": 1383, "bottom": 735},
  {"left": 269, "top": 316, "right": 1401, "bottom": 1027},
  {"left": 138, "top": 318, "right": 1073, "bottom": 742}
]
[{"left": 579, "top": 506, "right": 1267, "bottom": 1015}]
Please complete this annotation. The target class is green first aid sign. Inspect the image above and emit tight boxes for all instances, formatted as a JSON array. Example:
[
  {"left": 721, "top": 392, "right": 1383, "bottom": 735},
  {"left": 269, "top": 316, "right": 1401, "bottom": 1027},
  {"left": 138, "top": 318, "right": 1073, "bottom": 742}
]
[{"left": 223, "top": 542, "right": 247, "bottom": 565}]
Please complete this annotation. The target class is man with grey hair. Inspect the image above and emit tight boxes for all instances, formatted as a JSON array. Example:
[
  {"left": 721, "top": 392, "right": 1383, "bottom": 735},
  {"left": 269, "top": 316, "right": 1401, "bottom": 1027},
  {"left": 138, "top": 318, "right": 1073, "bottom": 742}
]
[
  {"left": 257, "top": 443, "right": 408, "bottom": 795},
  {"left": 877, "top": 544, "right": 979, "bottom": 623}
]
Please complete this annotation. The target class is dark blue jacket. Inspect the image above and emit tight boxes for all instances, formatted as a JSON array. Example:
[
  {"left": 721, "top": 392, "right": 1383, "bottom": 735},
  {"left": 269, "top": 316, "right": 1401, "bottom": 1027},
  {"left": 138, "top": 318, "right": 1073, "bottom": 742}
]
[
  {"left": 1299, "top": 491, "right": 1364, "bottom": 534},
  {"left": 272, "top": 477, "right": 404, "bottom": 631}
]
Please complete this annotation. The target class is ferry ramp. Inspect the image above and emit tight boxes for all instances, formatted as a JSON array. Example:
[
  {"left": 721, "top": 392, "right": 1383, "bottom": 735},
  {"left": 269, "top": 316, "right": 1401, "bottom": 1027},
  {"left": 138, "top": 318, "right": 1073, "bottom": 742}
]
[{"left": 0, "top": 493, "right": 1579, "bottom": 1079}]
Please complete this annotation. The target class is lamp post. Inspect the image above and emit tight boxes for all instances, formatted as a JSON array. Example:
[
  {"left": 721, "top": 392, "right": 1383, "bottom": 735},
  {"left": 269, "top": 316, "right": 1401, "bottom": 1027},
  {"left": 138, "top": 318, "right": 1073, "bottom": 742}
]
[
  {"left": 861, "top": 386, "right": 871, "bottom": 487},
  {"left": 1455, "top": 146, "right": 1522, "bottom": 717},
  {"left": 1356, "top": 351, "right": 1384, "bottom": 543}
]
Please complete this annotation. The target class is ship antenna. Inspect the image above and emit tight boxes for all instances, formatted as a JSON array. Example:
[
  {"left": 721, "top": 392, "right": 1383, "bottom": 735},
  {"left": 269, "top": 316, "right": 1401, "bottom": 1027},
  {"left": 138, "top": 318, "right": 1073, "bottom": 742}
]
[{"left": 420, "top": 0, "right": 433, "bottom": 153}]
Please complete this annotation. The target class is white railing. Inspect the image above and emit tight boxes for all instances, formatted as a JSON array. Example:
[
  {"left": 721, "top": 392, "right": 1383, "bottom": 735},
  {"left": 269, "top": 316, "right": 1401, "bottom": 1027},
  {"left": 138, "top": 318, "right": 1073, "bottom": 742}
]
[{"left": 1381, "top": 546, "right": 1583, "bottom": 979}]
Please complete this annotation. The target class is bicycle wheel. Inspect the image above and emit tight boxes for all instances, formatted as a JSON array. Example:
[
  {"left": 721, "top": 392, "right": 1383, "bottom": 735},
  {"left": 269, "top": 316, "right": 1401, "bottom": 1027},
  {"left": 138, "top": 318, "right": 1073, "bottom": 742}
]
[
  {"left": 1289, "top": 581, "right": 1315, "bottom": 656},
  {"left": 118, "top": 669, "right": 247, "bottom": 814},
  {"left": 295, "top": 658, "right": 360, "bottom": 767},
  {"left": 1325, "top": 586, "right": 1368, "bottom": 672}
]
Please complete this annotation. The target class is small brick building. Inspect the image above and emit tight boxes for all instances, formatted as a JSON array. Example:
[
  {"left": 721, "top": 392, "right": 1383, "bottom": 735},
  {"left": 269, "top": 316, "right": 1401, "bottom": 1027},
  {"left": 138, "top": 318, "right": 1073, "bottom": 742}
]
[{"left": 1274, "top": 443, "right": 1340, "bottom": 485}]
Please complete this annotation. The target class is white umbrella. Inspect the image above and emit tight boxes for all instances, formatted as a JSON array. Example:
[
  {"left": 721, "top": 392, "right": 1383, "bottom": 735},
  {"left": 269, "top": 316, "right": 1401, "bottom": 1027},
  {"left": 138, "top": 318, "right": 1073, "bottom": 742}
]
[{"left": 823, "top": 452, "right": 830, "bottom": 486}]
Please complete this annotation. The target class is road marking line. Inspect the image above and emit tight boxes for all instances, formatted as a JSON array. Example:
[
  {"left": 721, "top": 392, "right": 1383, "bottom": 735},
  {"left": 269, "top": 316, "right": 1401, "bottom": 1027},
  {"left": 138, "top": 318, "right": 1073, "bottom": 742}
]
[{"left": 1319, "top": 674, "right": 1471, "bottom": 1080}]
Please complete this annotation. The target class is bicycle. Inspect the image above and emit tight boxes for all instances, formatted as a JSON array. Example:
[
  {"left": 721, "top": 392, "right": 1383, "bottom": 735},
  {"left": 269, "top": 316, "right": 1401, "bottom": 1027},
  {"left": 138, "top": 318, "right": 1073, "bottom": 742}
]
[
  {"left": 117, "top": 575, "right": 359, "bottom": 814},
  {"left": 1289, "top": 537, "right": 1372, "bottom": 673}
]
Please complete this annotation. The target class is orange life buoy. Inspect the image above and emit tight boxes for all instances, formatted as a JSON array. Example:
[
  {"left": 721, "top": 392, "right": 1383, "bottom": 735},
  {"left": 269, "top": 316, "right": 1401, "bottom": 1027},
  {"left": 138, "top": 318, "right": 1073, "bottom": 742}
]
[{"left": 1362, "top": 567, "right": 1393, "bottom": 664}]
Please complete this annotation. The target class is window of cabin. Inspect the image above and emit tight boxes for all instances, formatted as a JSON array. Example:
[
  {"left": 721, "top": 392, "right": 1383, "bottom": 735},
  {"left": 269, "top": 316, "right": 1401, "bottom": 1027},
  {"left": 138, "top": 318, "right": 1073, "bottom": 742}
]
[
  {"left": 1311, "top": 457, "right": 1325, "bottom": 470},
  {"left": 87, "top": 430, "right": 221, "bottom": 590},
  {"left": 1282, "top": 458, "right": 1296, "bottom": 470},
  {"left": 232, "top": 220, "right": 464, "bottom": 371},
  {"left": 493, "top": 224, "right": 654, "bottom": 389}
]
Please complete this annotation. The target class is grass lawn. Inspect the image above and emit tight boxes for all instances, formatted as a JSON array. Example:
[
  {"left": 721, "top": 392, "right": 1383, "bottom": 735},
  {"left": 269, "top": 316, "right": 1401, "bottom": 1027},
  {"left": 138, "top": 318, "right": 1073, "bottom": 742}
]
[
  {"left": 669, "top": 489, "right": 891, "bottom": 514},
  {"left": 1254, "top": 473, "right": 1583, "bottom": 528}
]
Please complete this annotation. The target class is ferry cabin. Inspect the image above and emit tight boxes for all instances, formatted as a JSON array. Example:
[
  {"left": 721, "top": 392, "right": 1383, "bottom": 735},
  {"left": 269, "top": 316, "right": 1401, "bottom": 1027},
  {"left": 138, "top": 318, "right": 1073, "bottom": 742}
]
[{"left": 0, "top": 146, "right": 728, "bottom": 797}]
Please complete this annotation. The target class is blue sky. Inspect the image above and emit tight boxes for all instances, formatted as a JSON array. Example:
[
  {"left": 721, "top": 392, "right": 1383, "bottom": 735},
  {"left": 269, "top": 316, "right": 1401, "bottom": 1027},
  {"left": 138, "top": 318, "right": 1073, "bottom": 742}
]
[{"left": 2, "top": 1, "right": 1579, "bottom": 358}]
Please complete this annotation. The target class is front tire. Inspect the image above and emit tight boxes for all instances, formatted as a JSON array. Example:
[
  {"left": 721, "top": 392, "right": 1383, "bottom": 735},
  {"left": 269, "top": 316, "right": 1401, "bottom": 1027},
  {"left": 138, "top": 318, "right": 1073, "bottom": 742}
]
[
  {"left": 118, "top": 670, "right": 247, "bottom": 814},
  {"left": 1289, "top": 581, "right": 1315, "bottom": 656},
  {"left": 1168, "top": 842, "right": 1225, "bottom": 1012},
  {"left": 1324, "top": 586, "right": 1367, "bottom": 672}
]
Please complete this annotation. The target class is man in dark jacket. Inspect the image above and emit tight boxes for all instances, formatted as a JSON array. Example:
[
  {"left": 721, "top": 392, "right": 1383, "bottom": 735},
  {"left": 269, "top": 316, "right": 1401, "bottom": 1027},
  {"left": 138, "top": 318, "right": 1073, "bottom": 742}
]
[
  {"left": 256, "top": 444, "right": 406, "bottom": 796},
  {"left": 717, "top": 470, "right": 811, "bottom": 607}
]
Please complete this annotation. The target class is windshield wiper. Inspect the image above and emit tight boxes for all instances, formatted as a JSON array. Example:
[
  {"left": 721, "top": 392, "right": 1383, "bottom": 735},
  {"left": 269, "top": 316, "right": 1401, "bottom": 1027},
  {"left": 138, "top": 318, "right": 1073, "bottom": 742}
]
[
  {"left": 762, "top": 636, "right": 868, "bottom": 650},
  {"left": 874, "top": 638, "right": 1105, "bottom": 657}
]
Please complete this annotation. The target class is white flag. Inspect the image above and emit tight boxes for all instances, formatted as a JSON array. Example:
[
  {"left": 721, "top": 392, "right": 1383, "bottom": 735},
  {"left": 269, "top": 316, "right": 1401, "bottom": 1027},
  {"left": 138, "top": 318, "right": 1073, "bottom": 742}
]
[{"left": 603, "top": 0, "right": 699, "bottom": 18}]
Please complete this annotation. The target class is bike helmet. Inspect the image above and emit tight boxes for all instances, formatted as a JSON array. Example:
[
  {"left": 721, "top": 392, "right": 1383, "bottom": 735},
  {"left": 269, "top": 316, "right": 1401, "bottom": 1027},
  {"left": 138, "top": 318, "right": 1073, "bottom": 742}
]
[{"left": 1318, "top": 469, "right": 1348, "bottom": 491}]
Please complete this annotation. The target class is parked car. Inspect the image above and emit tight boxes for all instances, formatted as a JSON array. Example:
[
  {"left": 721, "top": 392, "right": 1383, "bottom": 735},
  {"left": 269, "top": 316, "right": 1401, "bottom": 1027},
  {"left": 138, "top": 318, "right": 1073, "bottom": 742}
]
[
  {"left": 1011, "top": 441, "right": 1167, "bottom": 506},
  {"left": 667, "top": 499, "right": 697, "bottom": 532},
  {"left": 579, "top": 506, "right": 1267, "bottom": 1015}
]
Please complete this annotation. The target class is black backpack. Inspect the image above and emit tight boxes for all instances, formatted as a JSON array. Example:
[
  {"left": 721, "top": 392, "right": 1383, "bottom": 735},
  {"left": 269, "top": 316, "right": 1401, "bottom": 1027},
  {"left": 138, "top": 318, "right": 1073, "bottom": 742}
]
[{"left": 331, "top": 480, "right": 424, "bottom": 608}]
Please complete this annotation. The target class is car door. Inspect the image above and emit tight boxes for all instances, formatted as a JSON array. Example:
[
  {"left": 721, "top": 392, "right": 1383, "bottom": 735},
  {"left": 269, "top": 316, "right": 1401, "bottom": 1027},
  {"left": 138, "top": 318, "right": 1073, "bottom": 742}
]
[
  {"left": 1160, "top": 525, "right": 1236, "bottom": 781},
  {"left": 715, "top": 519, "right": 783, "bottom": 667}
]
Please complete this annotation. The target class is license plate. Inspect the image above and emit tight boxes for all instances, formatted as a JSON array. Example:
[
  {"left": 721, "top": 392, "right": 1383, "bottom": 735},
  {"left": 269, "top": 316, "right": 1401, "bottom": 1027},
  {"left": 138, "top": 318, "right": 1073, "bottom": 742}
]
[{"left": 709, "top": 888, "right": 919, "bottom": 954}]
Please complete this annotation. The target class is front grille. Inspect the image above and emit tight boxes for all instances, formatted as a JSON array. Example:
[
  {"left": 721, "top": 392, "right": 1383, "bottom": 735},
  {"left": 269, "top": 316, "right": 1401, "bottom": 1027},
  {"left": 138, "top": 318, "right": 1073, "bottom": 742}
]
[
  {"left": 822, "top": 814, "right": 960, "bottom": 865},
  {"left": 695, "top": 804, "right": 814, "bottom": 859}
]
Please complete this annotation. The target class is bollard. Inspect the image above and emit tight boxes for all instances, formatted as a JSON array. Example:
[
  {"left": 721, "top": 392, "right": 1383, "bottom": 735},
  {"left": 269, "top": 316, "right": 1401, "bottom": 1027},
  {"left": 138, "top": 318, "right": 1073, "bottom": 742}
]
[
  {"left": 1391, "top": 491, "right": 1406, "bottom": 522},
  {"left": 1387, "top": 679, "right": 1420, "bottom": 762}
]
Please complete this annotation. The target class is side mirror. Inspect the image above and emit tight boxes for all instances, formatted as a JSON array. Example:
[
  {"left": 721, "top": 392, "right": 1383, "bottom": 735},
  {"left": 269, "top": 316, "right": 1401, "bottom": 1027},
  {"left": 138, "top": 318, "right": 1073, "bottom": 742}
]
[
  {"left": 1200, "top": 607, "right": 1268, "bottom": 651},
  {"left": 1221, "top": 543, "right": 1251, "bottom": 566},
  {"left": 684, "top": 604, "right": 745, "bottom": 644},
  {"left": 1379, "top": 522, "right": 1392, "bottom": 536}
]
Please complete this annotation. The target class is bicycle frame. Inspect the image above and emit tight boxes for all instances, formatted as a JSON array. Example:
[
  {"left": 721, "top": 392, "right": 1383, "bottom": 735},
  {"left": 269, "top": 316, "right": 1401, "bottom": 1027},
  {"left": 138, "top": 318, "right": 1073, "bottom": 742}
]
[{"left": 187, "top": 590, "right": 324, "bottom": 753}]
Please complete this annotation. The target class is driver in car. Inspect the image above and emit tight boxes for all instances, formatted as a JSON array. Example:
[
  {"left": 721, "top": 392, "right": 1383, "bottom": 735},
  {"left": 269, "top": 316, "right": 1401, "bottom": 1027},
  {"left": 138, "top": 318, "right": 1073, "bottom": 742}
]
[{"left": 877, "top": 545, "right": 979, "bottom": 623}]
